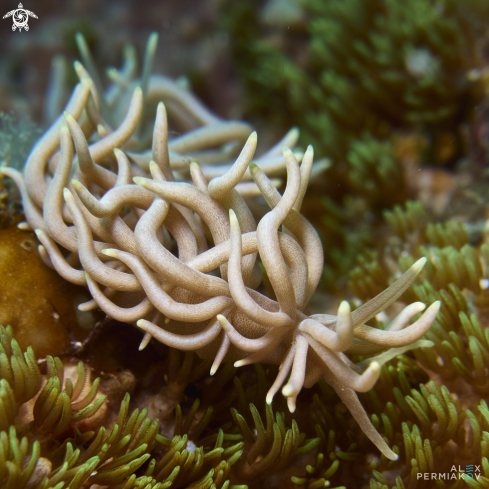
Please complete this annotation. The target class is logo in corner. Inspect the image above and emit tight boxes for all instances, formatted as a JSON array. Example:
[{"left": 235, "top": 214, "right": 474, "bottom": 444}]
[{"left": 3, "top": 3, "right": 38, "bottom": 32}]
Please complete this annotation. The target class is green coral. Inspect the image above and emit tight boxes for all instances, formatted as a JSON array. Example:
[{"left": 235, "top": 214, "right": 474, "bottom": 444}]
[
  {"left": 316, "top": 195, "right": 376, "bottom": 291},
  {"left": 0, "top": 326, "right": 325, "bottom": 488},
  {"left": 223, "top": 0, "right": 481, "bottom": 162},
  {"left": 231, "top": 402, "right": 319, "bottom": 477},
  {"left": 346, "top": 134, "right": 408, "bottom": 210},
  {"left": 306, "top": 0, "right": 468, "bottom": 125},
  {"left": 384, "top": 200, "right": 430, "bottom": 242},
  {"left": 336, "top": 189, "right": 489, "bottom": 487},
  {"left": 348, "top": 198, "right": 486, "bottom": 302}
]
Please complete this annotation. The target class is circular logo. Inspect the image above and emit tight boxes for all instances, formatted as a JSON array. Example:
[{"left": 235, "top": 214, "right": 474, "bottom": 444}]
[
  {"left": 3, "top": 3, "right": 38, "bottom": 32},
  {"left": 12, "top": 7, "right": 29, "bottom": 31}
]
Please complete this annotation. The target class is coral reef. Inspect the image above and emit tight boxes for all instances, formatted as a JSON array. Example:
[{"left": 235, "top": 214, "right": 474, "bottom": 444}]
[{"left": 1, "top": 7, "right": 489, "bottom": 488}]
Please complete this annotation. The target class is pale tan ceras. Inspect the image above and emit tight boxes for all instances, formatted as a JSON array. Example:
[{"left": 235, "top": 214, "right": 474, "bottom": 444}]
[{"left": 0, "top": 58, "right": 440, "bottom": 462}]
